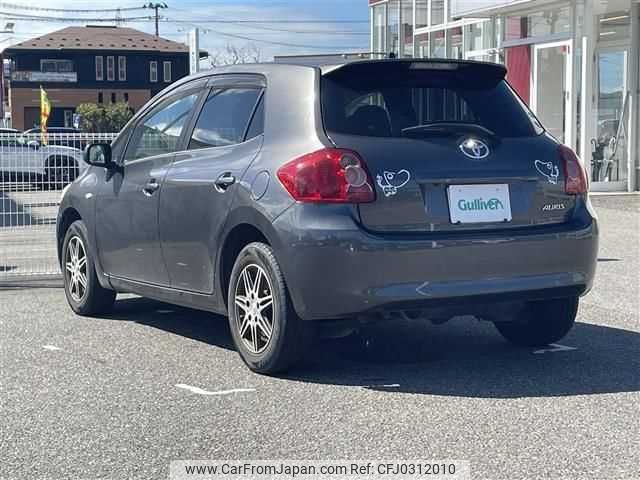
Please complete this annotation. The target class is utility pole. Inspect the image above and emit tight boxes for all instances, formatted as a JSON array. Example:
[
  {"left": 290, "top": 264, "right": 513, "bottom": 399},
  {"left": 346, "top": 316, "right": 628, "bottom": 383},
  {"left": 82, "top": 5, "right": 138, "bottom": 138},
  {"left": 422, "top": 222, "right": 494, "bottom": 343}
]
[
  {"left": 144, "top": 2, "right": 168, "bottom": 36},
  {"left": 188, "top": 29, "right": 199, "bottom": 75},
  {"left": 115, "top": 9, "right": 123, "bottom": 27},
  {"left": 0, "top": 24, "right": 13, "bottom": 128}
]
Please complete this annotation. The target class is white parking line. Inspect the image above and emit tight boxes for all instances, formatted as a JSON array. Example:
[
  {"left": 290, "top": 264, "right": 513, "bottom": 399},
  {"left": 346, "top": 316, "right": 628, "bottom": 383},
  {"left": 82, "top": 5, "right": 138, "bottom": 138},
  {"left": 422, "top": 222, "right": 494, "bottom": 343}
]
[
  {"left": 362, "top": 384, "right": 400, "bottom": 389},
  {"left": 533, "top": 344, "right": 577, "bottom": 354},
  {"left": 42, "top": 345, "right": 63, "bottom": 351},
  {"left": 175, "top": 384, "right": 256, "bottom": 396}
]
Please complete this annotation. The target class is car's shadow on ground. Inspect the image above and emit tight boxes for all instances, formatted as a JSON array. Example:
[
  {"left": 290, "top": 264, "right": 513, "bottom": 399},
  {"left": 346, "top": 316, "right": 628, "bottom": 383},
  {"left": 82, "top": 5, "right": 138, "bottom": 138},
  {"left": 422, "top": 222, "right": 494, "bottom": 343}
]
[
  {"left": 104, "top": 296, "right": 237, "bottom": 350},
  {"left": 104, "top": 296, "right": 640, "bottom": 399}
]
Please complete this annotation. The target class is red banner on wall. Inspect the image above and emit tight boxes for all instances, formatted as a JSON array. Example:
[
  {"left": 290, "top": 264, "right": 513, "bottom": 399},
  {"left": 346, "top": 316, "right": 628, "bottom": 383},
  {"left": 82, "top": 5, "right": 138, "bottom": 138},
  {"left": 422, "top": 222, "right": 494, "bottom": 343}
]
[{"left": 505, "top": 45, "right": 531, "bottom": 106}]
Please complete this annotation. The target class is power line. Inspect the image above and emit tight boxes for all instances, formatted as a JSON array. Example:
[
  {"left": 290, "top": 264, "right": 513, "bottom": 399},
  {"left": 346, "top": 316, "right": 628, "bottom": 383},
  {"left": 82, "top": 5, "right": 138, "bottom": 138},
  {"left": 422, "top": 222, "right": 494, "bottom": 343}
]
[
  {"left": 0, "top": 2, "right": 146, "bottom": 13},
  {"left": 166, "top": 9, "right": 368, "bottom": 26},
  {"left": 170, "top": 19, "right": 368, "bottom": 35},
  {"left": 171, "top": 18, "right": 369, "bottom": 24},
  {"left": 209, "top": 23, "right": 369, "bottom": 35},
  {"left": 0, "top": 2, "right": 370, "bottom": 50},
  {"left": 188, "top": 23, "right": 366, "bottom": 50},
  {"left": 0, "top": 11, "right": 155, "bottom": 23},
  {"left": 167, "top": 5, "right": 369, "bottom": 37}
]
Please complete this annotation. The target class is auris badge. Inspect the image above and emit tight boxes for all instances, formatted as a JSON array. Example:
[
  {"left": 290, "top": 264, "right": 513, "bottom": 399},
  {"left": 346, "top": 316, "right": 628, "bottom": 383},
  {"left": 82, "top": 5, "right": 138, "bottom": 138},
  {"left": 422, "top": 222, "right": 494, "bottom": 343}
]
[
  {"left": 459, "top": 138, "right": 490, "bottom": 160},
  {"left": 542, "top": 203, "right": 566, "bottom": 211}
]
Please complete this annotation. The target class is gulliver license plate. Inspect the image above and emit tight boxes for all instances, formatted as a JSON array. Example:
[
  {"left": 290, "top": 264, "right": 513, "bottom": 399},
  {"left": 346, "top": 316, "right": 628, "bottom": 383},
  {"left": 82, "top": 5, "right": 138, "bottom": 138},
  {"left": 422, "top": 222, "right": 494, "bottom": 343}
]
[{"left": 448, "top": 184, "right": 512, "bottom": 224}]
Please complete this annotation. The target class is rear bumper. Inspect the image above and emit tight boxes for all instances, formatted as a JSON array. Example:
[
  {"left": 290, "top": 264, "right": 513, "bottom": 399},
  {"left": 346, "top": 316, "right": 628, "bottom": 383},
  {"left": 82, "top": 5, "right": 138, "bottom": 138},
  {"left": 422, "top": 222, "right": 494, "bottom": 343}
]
[{"left": 272, "top": 204, "right": 598, "bottom": 321}]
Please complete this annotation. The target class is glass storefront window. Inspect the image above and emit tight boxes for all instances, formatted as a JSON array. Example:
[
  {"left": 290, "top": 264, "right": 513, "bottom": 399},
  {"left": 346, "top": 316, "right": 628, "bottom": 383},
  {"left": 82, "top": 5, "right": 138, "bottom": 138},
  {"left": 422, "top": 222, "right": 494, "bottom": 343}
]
[
  {"left": 372, "top": 4, "right": 387, "bottom": 56},
  {"left": 534, "top": 43, "right": 571, "bottom": 144},
  {"left": 431, "top": 0, "right": 445, "bottom": 26},
  {"left": 593, "top": 49, "right": 630, "bottom": 183},
  {"left": 415, "top": 32, "right": 430, "bottom": 58},
  {"left": 447, "top": 27, "right": 463, "bottom": 59},
  {"left": 465, "top": 20, "right": 493, "bottom": 52},
  {"left": 401, "top": 0, "right": 414, "bottom": 57},
  {"left": 416, "top": 0, "right": 428, "bottom": 30},
  {"left": 505, "top": 5, "right": 572, "bottom": 41},
  {"left": 388, "top": 1, "right": 400, "bottom": 56},
  {"left": 431, "top": 30, "right": 446, "bottom": 58},
  {"left": 495, "top": 16, "right": 503, "bottom": 48}
]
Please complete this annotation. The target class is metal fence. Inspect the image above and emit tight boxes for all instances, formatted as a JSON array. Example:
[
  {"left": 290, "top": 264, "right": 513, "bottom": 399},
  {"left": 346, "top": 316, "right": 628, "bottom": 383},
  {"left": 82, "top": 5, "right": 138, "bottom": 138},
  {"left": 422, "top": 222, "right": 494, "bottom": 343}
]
[{"left": 0, "top": 132, "right": 117, "bottom": 281}]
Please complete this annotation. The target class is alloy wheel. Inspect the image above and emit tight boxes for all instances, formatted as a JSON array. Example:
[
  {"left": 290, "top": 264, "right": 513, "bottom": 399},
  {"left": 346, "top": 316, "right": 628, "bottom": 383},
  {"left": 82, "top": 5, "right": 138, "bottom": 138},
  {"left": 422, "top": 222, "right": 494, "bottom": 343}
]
[
  {"left": 234, "top": 263, "right": 274, "bottom": 354},
  {"left": 65, "top": 235, "right": 88, "bottom": 302}
]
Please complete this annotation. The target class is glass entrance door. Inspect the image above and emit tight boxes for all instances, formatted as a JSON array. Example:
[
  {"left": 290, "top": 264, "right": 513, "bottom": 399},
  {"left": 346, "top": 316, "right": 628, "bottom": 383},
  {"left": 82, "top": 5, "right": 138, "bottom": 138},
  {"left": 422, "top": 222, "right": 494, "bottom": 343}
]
[
  {"left": 532, "top": 40, "right": 573, "bottom": 147},
  {"left": 590, "top": 47, "right": 629, "bottom": 188}
]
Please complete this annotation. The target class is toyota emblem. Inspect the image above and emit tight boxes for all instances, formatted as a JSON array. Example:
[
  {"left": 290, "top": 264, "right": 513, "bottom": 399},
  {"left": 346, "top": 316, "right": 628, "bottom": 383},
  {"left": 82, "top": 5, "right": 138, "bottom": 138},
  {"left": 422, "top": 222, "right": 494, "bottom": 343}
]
[{"left": 459, "top": 138, "right": 490, "bottom": 159}]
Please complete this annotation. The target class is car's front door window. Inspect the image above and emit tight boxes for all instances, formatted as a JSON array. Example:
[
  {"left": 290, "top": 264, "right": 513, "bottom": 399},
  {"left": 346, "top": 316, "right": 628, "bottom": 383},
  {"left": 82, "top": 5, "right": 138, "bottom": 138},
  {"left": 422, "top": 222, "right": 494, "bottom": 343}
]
[{"left": 124, "top": 92, "right": 199, "bottom": 161}]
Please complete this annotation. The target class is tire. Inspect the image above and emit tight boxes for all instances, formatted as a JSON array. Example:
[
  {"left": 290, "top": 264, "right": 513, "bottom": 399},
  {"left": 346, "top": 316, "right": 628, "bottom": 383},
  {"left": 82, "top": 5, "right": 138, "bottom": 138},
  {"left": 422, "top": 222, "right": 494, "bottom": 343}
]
[
  {"left": 227, "top": 242, "right": 313, "bottom": 374},
  {"left": 46, "top": 156, "right": 78, "bottom": 190},
  {"left": 493, "top": 297, "right": 578, "bottom": 347},
  {"left": 62, "top": 220, "right": 116, "bottom": 316}
]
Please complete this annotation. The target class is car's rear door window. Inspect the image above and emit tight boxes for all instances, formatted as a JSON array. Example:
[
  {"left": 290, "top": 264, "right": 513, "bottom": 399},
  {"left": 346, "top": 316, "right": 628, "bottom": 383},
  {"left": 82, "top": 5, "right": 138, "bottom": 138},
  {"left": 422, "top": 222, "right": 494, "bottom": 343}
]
[
  {"left": 244, "top": 93, "right": 265, "bottom": 141},
  {"left": 322, "top": 61, "right": 543, "bottom": 139},
  {"left": 188, "top": 88, "right": 263, "bottom": 149}
]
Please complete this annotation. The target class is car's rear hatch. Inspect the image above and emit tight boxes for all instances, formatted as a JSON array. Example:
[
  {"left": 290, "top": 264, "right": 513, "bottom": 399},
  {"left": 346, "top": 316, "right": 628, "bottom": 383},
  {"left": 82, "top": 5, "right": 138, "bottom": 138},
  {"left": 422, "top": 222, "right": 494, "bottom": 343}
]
[{"left": 321, "top": 60, "right": 577, "bottom": 234}]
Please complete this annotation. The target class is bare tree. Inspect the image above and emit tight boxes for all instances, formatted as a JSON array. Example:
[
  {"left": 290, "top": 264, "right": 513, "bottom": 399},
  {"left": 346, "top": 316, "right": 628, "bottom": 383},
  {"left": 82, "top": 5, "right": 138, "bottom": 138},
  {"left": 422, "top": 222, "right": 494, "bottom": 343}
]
[{"left": 209, "top": 43, "right": 261, "bottom": 67}]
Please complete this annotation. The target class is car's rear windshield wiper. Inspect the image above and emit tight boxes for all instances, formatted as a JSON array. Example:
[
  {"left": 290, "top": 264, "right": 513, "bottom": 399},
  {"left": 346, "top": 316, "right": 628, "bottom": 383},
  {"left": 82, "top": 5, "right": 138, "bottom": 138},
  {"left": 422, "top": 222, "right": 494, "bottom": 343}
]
[{"left": 401, "top": 123, "right": 498, "bottom": 139}]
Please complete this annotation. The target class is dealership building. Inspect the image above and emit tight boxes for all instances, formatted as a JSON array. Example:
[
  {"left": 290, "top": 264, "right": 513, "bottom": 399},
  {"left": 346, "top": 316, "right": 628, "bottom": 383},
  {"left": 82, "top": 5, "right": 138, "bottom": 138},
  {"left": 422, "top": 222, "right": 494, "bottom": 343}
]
[{"left": 368, "top": 0, "right": 639, "bottom": 192}]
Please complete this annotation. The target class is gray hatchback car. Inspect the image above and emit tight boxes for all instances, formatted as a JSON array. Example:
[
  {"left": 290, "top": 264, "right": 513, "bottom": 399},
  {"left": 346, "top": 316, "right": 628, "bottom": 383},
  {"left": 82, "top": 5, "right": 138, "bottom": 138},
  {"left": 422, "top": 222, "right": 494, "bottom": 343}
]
[{"left": 57, "top": 59, "right": 598, "bottom": 373}]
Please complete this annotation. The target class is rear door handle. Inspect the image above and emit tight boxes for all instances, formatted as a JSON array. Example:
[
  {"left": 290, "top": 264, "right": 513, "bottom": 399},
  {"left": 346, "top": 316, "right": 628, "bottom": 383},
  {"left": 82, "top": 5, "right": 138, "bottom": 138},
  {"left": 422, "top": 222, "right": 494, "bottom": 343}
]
[
  {"left": 214, "top": 172, "right": 236, "bottom": 192},
  {"left": 142, "top": 179, "right": 160, "bottom": 196}
]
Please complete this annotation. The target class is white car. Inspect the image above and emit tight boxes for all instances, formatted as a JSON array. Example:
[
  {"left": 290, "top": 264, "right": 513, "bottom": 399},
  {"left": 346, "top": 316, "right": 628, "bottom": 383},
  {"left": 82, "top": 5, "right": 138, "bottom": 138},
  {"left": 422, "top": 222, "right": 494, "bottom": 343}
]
[{"left": 0, "top": 136, "right": 86, "bottom": 188}]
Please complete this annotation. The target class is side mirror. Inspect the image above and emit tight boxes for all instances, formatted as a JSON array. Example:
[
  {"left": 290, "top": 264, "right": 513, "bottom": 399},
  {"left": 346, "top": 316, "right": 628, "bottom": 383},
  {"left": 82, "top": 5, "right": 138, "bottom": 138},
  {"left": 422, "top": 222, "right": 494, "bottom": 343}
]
[
  {"left": 84, "top": 143, "right": 113, "bottom": 168},
  {"left": 27, "top": 140, "right": 40, "bottom": 149}
]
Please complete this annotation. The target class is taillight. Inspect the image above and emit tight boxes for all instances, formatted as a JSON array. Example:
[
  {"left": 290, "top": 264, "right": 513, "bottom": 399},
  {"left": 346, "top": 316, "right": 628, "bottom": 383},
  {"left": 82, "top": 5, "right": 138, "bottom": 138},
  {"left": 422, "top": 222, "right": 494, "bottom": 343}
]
[
  {"left": 559, "top": 144, "right": 588, "bottom": 194},
  {"left": 277, "top": 148, "right": 375, "bottom": 203}
]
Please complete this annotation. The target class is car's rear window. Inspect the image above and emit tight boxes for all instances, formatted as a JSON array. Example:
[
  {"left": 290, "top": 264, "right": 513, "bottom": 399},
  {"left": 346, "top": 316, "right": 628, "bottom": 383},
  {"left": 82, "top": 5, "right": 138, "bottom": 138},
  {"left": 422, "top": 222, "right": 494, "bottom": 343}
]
[{"left": 321, "top": 62, "right": 543, "bottom": 139}]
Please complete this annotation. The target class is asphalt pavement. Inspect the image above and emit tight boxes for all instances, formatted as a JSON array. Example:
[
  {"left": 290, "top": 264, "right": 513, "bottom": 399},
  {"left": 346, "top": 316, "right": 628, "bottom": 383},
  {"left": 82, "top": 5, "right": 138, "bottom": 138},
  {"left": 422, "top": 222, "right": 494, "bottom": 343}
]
[{"left": 1, "top": 195, "right": 638, "bottom": 480}]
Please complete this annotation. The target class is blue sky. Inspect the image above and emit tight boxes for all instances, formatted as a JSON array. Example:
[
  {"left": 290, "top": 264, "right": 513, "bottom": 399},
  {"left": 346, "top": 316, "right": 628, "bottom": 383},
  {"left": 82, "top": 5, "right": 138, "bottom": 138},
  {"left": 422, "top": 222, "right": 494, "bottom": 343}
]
[{"left": 0, "top": 0, "right": 370, "bottom": 61}]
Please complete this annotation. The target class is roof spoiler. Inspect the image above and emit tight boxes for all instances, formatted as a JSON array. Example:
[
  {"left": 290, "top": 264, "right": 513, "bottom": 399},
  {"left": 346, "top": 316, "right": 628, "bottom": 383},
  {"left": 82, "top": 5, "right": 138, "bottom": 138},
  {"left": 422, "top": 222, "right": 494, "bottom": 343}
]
[{"left": 321, "top": 58, "right": 506, "bottom": 79}]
